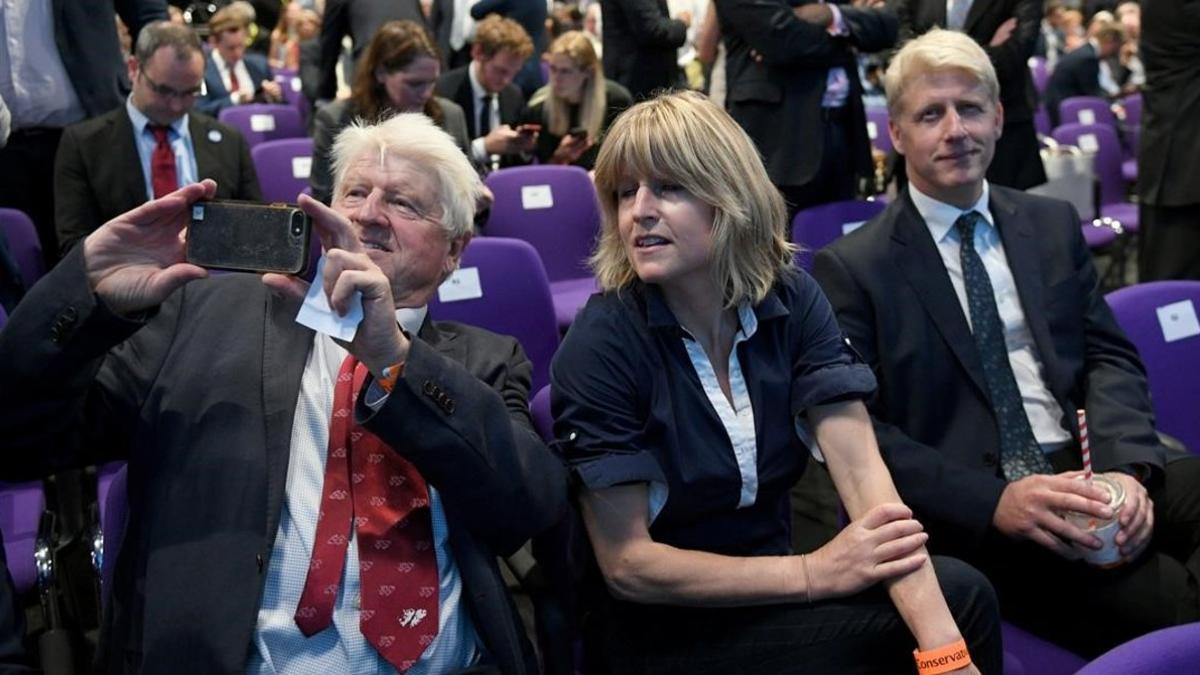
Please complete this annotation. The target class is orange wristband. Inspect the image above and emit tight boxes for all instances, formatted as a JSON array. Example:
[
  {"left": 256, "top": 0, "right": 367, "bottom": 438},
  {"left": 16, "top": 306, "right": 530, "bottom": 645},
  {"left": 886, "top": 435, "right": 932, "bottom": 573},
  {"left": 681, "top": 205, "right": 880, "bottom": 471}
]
[
  {"left": 914, "top": 638, "right": 971, "bottom": 675},
  {"left": 377, "top": 361, "right": 405, "bottom": 394}
]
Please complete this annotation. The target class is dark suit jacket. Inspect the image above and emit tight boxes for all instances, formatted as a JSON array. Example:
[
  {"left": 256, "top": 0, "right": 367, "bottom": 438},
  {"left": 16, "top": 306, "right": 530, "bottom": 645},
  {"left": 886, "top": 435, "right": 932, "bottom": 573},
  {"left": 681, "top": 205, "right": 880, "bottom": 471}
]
[
  {"left": 601, "top": 0, "right": 688, "bottom": 100},
  {"left": 53, "top": 107, "right": 262, "bottom": 254},
  {"left": 53, "top": 0, "right": 167, "bottom": 118},
  {"left": 894, "top": 0, "right": 1040, "bottom": 124},
  {"left": 1044, "top": 43, "right": 1105, "bottom": 127},
  {"left": 435, "top": 65, "right": 528, "bottom": 168},
  {"left": 0, "top": 248, "right": 567, "bottom": 675},
  {"left": 317, "top": 0, "right": 430, "bottom": 100},
  {"left": 195, "top": 52, "right": 276, "bottom": 118},
  {"left": 812, "top": 187, "right": 1166, "bottom": 556},
  {"left": 1138, "top": 0, "right": 1200, "bottom": 207},
  {"left": 715, "top": 0, "right": 897, "bottom": 188}
]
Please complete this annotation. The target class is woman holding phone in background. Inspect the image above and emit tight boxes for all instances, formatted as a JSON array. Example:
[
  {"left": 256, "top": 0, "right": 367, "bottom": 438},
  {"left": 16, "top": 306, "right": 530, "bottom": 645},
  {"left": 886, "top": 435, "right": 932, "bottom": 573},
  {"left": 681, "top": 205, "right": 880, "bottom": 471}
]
[
  {"left": 309, "top": 20, "right": 470, "bottom": 203},
  {"left": 520, "top": 31, "right": 632, "bottom": 170}
]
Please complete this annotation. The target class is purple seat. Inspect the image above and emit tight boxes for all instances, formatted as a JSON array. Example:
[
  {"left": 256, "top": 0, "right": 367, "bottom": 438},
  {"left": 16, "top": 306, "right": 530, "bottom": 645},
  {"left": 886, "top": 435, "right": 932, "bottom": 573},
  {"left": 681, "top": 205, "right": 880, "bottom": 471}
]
[
  {"left": 1076, "top": 622, "right": 1200, "bottom": 674},
  {"left": 0, "top": 207, "right": 46, "bottom": 289},
  {"left": 1082, "top": 220, "right": 1120, "bottom": 249},
  {"left": 0, "top": 303, "right": 6, "bottom": 328},
  {"left": 1035, "top": 105, "right": 1052, "bottom": 139},
  {"left": 790, "top": 199, "right": 886, "bottom": 270},
  {"left": 218, "top": 103, "right": 305, "bottom": 148},
  {"left": 275, "top": 72, "right": 310, "bottom": 126},
  {"left": 1003, "top": 621, "right": 1088, "bottom": 675},
  {"left": 1052, "top": 123, "right": 1138, "bottom": 232},
  {"left": 1120, "top": 93, "right": 1141, "bottom": 150},
  {"left": 251, "top": 138, "right": 315, "bottom": 204},
  {"left": 865, "top": 107, "right": 893, "bottom": 154},
  {"left": 1106, "top": 281, "right": 1200, "bottom": 453},
  {"left": 0, "top": 480, "right": 45, "bottom": 593},
  {"left": 427, "top": 237, "right": 560, "bottom": 392},
  {"left": 482, "top": 165, "right": 600, "bottom": 331},
  {"left": 530, "top": 385, "right": 552, "bottom": 442},
  {"left": 1058, "top": 96, "right": 1117, "bottom": 128},
  {"left": 1029, "top": 56, "right": 1050, "bottom": 96},
  {"left": 100, "top": 465, "right": 128, "bottom": 607}
]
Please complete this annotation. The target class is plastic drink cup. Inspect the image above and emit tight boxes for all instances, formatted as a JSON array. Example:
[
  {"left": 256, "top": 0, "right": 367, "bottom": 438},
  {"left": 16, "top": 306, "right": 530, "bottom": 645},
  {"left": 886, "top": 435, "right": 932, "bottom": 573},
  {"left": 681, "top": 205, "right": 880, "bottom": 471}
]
[{"left": 1066, "top": 475, "right": 1126, "bottom": 567}]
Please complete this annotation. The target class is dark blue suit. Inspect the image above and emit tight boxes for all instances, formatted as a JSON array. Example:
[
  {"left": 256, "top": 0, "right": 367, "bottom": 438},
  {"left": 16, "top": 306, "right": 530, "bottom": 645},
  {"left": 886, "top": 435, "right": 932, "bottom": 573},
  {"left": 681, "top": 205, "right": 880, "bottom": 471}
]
[
  {"left": 0, "top": 248, "right": 567, "bottom": 674},
  {"left": 196, "top": 52, "right": 275, "bottom": 118}
]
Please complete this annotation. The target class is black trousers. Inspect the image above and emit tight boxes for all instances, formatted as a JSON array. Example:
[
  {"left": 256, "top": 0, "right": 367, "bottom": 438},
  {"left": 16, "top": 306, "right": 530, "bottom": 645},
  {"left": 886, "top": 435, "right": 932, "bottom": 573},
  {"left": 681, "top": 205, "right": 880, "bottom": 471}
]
[
  {"left": 778, "top": 113, "right": 859, "bottom": 230},
  {"left": 986, "top": 118, "right": 1046, "bottom": 191},
  {"left": 974, "top": 456, "right": 1200, "bottom": 658},
  {"left": 1138, "top": 202, "right": 1200, "bottom": 281},
  {"left": 588, "top": 557, "right": 1003, "bottom": 674},
  {"left": 0, "top": 128, "right": 63, "bottom": 269}
]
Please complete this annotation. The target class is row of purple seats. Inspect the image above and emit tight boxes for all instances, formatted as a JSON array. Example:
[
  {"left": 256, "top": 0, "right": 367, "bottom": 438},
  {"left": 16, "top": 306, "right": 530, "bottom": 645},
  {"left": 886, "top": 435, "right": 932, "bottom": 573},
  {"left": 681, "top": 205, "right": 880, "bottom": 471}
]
[{"left": 218, "top": 104, "right": 306, "bottom": 148}]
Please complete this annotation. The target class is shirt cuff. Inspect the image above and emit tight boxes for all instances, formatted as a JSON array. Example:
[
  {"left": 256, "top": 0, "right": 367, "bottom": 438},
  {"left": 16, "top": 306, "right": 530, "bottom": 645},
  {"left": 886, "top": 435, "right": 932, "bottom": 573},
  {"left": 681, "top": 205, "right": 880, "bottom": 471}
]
[
  {"left": 828, "top": 4, "right": 847, "bottom": 36},
  {"left": 363, "top": 378, "right": 389, "bottom": 410},
  {"left": 470, "top": 137, "right": 489, "bottom": 164}
]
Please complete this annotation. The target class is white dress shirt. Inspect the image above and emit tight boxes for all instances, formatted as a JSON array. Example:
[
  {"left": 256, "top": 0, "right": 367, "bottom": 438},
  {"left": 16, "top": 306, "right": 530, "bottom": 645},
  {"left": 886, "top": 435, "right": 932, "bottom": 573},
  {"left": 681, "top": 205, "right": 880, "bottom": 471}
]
[
  {"left": 910, "top": 182, "right": 1072, "bottom": 449},
  {"left": 211, "top": 50, "right": 256, "bottom": 103}
]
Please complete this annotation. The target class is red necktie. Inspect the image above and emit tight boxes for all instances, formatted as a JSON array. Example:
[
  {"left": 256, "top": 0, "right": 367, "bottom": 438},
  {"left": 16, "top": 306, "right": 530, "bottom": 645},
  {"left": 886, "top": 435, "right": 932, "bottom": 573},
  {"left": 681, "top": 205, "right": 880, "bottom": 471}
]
[
  {"left": 229, "top": 64, "right": 241, "bottom": 93},
  {"left": 294, "top": 356, "right": 440, "bottom": 672},
  {"left": 148, "top": 126, "right": 177, "bottom": 199}
]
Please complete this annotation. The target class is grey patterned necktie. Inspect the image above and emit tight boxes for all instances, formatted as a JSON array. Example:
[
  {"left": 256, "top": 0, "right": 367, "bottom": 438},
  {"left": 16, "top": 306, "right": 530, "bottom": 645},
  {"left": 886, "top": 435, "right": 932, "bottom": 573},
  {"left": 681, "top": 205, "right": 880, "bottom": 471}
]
[
  {"left": 947, "top": 0, "right": 972, "bottom": 31},
  {"left": 955, "top": 211, "right": 1054, "bottom": 480}
]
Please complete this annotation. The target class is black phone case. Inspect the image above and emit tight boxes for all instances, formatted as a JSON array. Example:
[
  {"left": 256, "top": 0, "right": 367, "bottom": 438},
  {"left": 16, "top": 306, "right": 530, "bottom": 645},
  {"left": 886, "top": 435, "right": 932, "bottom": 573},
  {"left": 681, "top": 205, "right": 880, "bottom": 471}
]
[{"left": 186, "top": 200, "right": 312, "bottom": 275}]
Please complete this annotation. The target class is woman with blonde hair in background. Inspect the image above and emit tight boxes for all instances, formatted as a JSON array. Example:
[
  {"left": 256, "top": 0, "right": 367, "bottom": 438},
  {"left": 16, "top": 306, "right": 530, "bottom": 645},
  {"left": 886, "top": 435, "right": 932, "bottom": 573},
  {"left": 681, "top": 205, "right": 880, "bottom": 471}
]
[{"left": 520, "top": 31, "right": 632, "bottom": 169}]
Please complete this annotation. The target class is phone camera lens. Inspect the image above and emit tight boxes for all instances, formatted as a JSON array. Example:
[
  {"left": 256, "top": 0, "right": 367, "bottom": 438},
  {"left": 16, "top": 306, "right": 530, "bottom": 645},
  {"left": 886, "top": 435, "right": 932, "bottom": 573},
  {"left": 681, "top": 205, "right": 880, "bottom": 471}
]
[{"left": 290, "top": 213, "right": 303, "bottom": 236}]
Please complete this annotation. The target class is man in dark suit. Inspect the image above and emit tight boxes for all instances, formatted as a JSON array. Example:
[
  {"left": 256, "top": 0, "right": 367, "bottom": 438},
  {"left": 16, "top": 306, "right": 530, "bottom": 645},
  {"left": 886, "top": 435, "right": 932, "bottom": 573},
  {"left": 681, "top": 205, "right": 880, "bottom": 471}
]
[
  {"left": 54, "top": 21, "right": 262, "bottom": 255},
  {"left": 1137, "top": 0, "right": 1200, "bottom": 281},
  {"left": 0, "top": 0, "right": 167, "bottom": 268},
  {"left": 715, "top": 0, "right": 897, "bottom": 220},
  {"left": 195, "top": 4, "right": 284, "bottom": 117},
  {"left": 317, "top": 0, "right": 430, "bottom": 101},
  {"left": 895, "top": 0, "right": 1047, "bottom": 190},
  {"left": 601, "top": 0, "right": 689, "bottom": 100},
  {"left": 435, "top": 15, "right": 536, "bottom": 171},
  {"left": 0, "top": 112, "right": 565, "bottom": 673},
  {"left": 1043, "top": 22, "right": 1125, "bottom": 126},
  {"left": 813, "top": 29, "right": 1200, "bottom": 657},
  {"left": 470, "top": 0, "right": 548, "bottom": 97}
]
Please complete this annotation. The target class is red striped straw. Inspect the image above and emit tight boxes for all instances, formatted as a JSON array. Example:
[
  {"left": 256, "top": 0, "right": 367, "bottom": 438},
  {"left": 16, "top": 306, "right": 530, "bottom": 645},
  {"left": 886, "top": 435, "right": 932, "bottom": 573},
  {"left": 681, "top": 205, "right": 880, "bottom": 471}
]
[{"left": 1078, "top": 409, "right": 1092, "bottom": 483}]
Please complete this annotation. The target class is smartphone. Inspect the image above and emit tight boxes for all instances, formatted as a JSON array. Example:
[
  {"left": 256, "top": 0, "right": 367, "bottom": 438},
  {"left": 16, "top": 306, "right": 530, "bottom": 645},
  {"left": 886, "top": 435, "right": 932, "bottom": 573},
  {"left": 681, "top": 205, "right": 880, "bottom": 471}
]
[
  {"left": 186, "top": 200, "right": 312, "bottom": 275},
  {"left": 566, "top": 126, "right": 587, "bottom": 140},
  {"left": 517, "top": 124, "right": 542, "bottom": 136}
]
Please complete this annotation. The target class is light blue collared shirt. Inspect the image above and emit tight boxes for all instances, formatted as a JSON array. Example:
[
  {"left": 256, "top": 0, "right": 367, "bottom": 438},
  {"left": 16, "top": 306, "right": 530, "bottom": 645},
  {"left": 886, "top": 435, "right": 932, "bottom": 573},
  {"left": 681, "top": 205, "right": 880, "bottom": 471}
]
[
  {"left": 910, "top": 182, "right": 1072, "bottom": 449},
  {"left": 126, "top": 97, "right": 199, "bottom": 201},
  {"left": 247, "top": 307, "right": 478, "bottom": 675}
]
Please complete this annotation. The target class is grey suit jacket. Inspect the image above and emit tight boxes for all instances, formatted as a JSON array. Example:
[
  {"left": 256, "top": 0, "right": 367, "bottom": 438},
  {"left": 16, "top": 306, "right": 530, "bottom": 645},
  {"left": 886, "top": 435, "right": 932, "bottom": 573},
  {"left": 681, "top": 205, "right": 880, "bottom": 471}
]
[
  {"left": 0, "top": 247, "right": 567, "bottom": 674},
  {"left": 53, "top": 106, "right": 262, "bottom": 254},
  {"left": 813, "top": 187, "right": 1166, "bottom": 555}
]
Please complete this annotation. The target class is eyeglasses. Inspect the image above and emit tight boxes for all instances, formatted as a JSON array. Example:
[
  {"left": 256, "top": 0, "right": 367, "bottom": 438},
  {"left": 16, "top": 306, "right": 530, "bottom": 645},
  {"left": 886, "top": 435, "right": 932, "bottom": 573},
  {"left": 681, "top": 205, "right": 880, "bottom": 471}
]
[{"left": 139, "top": 71, "right": 204, "bottom": 100}]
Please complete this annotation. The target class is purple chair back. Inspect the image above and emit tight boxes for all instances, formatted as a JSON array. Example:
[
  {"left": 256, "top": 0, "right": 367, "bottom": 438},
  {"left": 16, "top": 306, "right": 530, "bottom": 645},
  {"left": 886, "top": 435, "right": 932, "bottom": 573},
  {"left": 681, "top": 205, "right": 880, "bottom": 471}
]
[
  {"left": 0, "top": 303, "right": 6, "bottom": 329},
  {"left": 427, "top": 237, "right": 559, "bottom": 392},
  {"left": 530, "top": 385, "right": 553, "bottom": 442},
  {"left": 791, "top": 199, "right": 886, "bottom": 270},
  {"left": 483, "top": 165, "right": 600, "bottom": 283},
  {"left": 251, "top": 138, "right": 315, "bottom": 204},
  {"left": 1105, "top": 281, "right": 1200, "bottom": 453},
  {"left": 865, "top": 107, "right": 893, "bottom": 154},
  {"left": 100, "top": 464, "right": 128, "bottom": 607},
  {"left": 1121, "top": 93, "right": 1142, "bottom": 154},
  {"left": 0, "top": 207, "right": 46, "bottom": 289},
  {"left": 1058, "top": 96, "right": 1117, "bottom": 128},
  {"left": 275, "top": 72, "right": 310, "bottom": 125},
  {"left": 218, "top": 104, "right": 305, "bottom": 147},
  {"left": 0, "top": 480, "right": 45, "bottom": 593},
  {"left": 1076, "top": 622, "right": 1200, "bottom": 674},
  {"left": 1052, "top": 123, "right": 1125, "bottom": 207},
  {"left": 1034, "top": 105, "right": 1052, "bottom": 138},
  {"left": 1002, "top": 621, "right": 1087, "bottom": 675},
  {"left": 1029, "top": 56, "right": 1050, "bottom": 95}
]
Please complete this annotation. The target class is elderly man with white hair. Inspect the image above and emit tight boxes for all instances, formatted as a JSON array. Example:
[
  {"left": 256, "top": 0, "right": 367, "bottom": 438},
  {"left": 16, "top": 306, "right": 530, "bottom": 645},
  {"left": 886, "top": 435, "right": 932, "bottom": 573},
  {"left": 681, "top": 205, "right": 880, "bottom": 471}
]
[{"left": 0, "top": 113, "right": 565, "bottom": 675}]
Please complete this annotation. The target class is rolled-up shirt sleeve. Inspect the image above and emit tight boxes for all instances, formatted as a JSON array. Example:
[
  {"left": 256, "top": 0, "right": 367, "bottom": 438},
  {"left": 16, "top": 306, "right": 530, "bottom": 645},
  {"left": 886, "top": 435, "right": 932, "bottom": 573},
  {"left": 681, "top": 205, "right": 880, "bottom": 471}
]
[{"left": 788, "top": 272, "right": 877, "bottom": 417}]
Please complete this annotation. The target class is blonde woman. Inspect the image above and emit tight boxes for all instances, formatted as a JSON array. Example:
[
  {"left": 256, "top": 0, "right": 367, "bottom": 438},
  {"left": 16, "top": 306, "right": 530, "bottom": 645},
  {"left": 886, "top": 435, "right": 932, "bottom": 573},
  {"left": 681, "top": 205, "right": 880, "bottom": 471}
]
[
  {"left": 550, "top": 91, "right": 1002, "bottom": 673},
  {"left": 520, "top": 31, "right": 632, "bottom": 169}
]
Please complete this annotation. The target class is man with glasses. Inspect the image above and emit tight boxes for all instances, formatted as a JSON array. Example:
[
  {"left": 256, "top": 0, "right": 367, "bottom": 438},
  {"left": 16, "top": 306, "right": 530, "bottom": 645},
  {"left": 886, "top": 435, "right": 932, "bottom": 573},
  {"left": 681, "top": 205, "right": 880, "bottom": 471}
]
[{"left": 54, "top": 21, "right": 262, "bottom": 254}]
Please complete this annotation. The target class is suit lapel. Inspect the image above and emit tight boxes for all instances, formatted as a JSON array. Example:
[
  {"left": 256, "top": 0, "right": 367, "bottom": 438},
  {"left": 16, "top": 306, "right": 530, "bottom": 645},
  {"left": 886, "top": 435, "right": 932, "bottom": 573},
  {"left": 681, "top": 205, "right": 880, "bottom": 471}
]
[
  {"left": 190, "top": 116, "right": 222, "bottom": 184},
  {"left": 990, "top": 189, "right": 1060, "bottom": 381},
  {"left": 110, "top": 111, "right": 149, "bottom": 207},
  {"left": 261, "top": 291, "right": 314, "bottom": 543},
  {"left": 891, "top": 194, "right": 991, "bottom": 398}
]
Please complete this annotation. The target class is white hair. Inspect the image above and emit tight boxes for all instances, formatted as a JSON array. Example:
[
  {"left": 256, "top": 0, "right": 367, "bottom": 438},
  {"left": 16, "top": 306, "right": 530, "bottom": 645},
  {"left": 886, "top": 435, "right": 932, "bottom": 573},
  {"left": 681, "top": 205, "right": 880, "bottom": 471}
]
[{"left": 331, "top": 113, "right": 482, "bottom": 240}]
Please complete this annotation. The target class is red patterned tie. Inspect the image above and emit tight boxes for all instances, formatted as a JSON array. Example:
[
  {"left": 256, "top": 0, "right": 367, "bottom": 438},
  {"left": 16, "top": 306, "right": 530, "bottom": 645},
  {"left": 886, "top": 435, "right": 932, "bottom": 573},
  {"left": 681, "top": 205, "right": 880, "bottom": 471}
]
[
  {"left": 229, "top": 64, "right": 241, "bottom": 93},
  {"left": 148, "top": 126, "right": 177, "bottom": 199},
  {"left": 294, "top": 356, "right": 440, "bottom": 672}
]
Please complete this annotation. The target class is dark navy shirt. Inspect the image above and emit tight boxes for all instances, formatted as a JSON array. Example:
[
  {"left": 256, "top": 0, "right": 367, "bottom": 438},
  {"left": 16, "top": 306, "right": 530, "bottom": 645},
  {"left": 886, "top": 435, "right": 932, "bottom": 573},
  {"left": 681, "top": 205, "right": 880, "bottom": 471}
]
[{"left": 551, "top": 271, "right": 876, "bottom": 557}]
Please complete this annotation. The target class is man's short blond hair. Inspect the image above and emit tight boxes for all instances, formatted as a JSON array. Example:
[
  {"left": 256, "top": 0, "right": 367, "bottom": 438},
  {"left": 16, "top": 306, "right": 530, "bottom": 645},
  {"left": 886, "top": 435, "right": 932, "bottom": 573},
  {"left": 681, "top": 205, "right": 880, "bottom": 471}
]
[
  {"left": 885, "top": 29, "right": 1000, "bottom": 118},
  {"left": 591, "top": 91, "right": 794, "bottom": 308},
  {"left": 473, "top": 15, "right": 534, "bottom": 59},
  {"left": 331, "top": 113, "right": 483, "bottom": 242}
]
